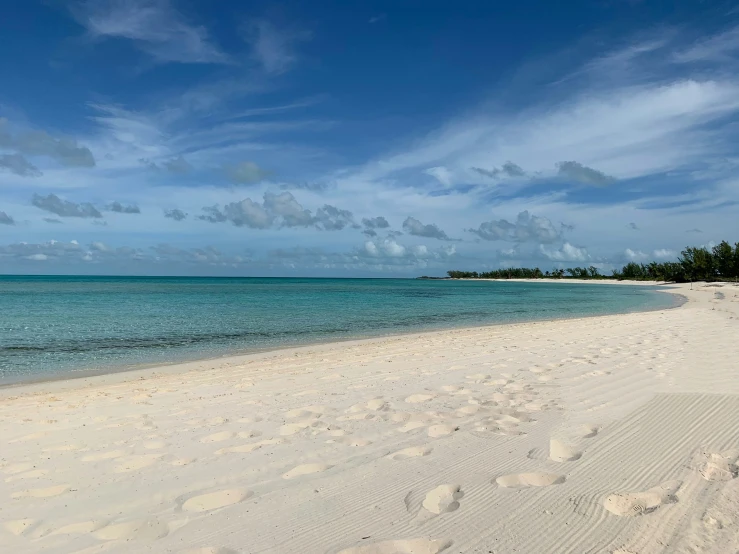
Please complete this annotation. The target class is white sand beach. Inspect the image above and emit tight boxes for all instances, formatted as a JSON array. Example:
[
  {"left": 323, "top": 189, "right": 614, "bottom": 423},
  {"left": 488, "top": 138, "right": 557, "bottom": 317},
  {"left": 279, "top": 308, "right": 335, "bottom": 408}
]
[{"left": 1, "top": 281, "right": 738, "bottom": 554}]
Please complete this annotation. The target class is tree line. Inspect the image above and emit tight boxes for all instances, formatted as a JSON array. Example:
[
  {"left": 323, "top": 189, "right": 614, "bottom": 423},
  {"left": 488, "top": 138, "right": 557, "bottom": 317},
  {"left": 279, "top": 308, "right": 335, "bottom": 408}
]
[{"left": 445, "top": 240, "right": 739, "bottom": 282}]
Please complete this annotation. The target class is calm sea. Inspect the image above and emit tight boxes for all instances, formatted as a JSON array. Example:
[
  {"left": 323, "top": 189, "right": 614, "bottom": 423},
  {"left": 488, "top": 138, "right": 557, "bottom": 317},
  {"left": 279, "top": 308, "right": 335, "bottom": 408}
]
[{"left": 0, "top": 276, "right": 678, "bottom": 385}]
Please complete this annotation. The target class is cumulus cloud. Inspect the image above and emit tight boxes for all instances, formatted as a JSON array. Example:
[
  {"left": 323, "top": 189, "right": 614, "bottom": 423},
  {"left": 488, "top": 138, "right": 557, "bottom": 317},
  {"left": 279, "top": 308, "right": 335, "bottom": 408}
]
[
  {"left": 557, "top": 161, "right": 616, "bottom": 185},
  {"left": 468, "top": 211, "right": 561, "bottom": 243},
  {"left": 362, "top": 216, "right": 390, "bottom": 230},
  {"left": 263, "top": 191, "right": 313, "bottom": 227},
  {"left": 0, "top": 153, "right": 42, "bottom": 177},
  {"left": 43, "top": 217, "right": 63, "bottom": 224},
  {"left": 163, "top": 156, "right": 192, "bottom": 173},
  {"left": 471, "top": 161, "right": 526, "bottom": 179},
  {"left": 199, "top": 198, "right": 271, "bottom": 228},
  {"left": 361, "top": 216, "right": 390, "bottom": 237},
  {"left": 0, "top": 240, "right": 84, "bottom": 262},
  {"left": 0, "top": 211, "right": 15, "bottom": 225},
  {"left": 314, "top": 205, "right": 358, "bottom": 231},
  {"left": 31, "top": 194, "right": 102, "bottom": 218},
  {"left": 539, "top": 242, "right": 590, "bottom": 262},
  {"left": 224, "top": 161, "right": 270, "bottom": 184},
  {"left": 164, "top": 208, "right": 187, "bottom": 221},
  {"left": 402, "top": 216, "right": 452, "bottom": 240},
  {"left": 653, "top": 248, "right": 676, "bottom": 259},
  {"left": 278, "top": 181, "right": 330, "bottom": 193},
  {"left": 107, "top": 201, "right": 141, "bottom": 214},
  {"left": 624, "top": 248, "right": 649, "bottom": 262},
  {"left": 0, "top": 118, "right": 95, "bottom": 167}
]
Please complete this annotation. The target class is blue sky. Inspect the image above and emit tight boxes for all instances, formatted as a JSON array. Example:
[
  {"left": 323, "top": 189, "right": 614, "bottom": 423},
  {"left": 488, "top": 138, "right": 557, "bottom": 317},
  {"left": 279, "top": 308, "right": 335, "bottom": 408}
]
[{"left": 1, "top": 0, "right": 738, "bottom": 276}]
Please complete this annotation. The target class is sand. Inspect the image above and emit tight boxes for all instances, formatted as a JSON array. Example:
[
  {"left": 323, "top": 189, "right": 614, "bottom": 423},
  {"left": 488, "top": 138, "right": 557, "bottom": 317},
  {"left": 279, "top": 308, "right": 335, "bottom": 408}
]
[{"left": 1, "top": 281, "right": 738, "bottom": 554}]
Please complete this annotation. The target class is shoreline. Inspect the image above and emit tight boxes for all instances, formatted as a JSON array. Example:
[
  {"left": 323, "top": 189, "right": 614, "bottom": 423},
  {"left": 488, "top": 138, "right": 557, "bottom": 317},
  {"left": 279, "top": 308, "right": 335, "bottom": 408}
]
[
  {"left": 2, "top": 281, "right": 739, "bottom": 553},
  {"left": 0, "top": 280, "right": 685, "bottom": 394}
]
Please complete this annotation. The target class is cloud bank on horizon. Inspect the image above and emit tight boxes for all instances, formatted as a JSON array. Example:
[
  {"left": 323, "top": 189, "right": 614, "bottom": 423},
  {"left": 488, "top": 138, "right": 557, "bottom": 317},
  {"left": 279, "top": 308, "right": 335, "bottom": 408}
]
[{"left": 1, "top": 0, "right": 738, "bottom": 276}]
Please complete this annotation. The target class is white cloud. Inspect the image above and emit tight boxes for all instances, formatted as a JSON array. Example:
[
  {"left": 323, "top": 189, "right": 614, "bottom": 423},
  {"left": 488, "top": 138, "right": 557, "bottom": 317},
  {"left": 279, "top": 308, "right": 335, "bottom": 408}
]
[
  {"left": 245, "top": 19, "right": 310, "bottom": 74},
  {"left": 624, "top": 248, "right": 649, "bottom": 262},
  {"left": 425, "top": 166, "right": 454, "bottom": 186},
  {"left": 540, "top": 242, "right": 590, "bottom": 262},
  {"left": 674, "top": 24, "right": 739, "bottom": 63},
  {"left": 73, "top": 0, "right": 229, "bottom": 64},
  {"left": 653, "top": 248, "right": 676, "bottom": 259}
]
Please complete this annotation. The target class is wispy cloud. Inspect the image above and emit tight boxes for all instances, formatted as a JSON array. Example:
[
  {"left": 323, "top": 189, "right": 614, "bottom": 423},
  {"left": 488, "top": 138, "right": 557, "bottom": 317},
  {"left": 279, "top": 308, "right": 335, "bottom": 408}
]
[
  {"left": 72, "top": 0, "right": 229, "bottom": 64},
  {"left": 0, "top": 117, "right": 95, "bottom": 168},
  {"left": 674, "top": 24, "right": 739, "bottom": 63},
  {"left": 245, "top": 19, "right": 311, "bottom": 74}
]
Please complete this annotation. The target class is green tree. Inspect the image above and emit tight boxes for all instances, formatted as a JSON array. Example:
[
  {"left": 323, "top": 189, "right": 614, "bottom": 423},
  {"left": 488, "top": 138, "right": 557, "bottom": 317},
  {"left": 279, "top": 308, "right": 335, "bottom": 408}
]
[
  {"left": 712, "top": 241, "right": 734, "bottom": 278},
  {"left": 680, "top": 246, "right": 715, "bottom": 281}
]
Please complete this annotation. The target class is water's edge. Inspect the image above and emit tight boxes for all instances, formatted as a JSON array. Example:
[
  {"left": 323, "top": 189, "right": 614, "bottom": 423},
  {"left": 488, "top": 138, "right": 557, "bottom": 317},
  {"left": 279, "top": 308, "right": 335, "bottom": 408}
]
[{"left": 0, "top": 285, "right": 686, "bottom": 390}]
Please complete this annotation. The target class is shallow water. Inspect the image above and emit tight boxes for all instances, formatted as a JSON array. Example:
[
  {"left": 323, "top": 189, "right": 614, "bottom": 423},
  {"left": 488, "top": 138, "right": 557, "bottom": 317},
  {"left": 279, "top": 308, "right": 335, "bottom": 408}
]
[{"left": 0, "top": 276, "right": 677, "bottom": 384}]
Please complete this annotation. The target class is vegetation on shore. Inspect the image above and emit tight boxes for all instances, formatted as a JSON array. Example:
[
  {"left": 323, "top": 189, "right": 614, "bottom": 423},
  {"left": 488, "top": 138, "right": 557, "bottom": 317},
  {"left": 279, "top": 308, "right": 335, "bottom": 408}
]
[{"left": 444, "top": 240, "right": 739, "bottom": 282}]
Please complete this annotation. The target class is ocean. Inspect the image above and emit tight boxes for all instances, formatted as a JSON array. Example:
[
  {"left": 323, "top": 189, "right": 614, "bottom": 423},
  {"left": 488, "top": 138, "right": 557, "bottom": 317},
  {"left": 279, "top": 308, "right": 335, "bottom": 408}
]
[{"left": 0, "top": 276, "right": 678, "bottom": 385}]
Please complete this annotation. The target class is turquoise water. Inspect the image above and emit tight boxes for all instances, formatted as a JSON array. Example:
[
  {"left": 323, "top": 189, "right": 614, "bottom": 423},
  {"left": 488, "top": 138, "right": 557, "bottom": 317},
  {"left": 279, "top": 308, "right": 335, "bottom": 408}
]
[{"left": 0, "top": 276, "right": 679, "bottom": 385}]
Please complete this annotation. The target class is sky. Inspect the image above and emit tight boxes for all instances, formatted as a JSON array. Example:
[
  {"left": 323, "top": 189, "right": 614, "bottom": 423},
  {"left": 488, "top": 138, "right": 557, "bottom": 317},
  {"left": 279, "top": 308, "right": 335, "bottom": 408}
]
[{"left": 1, "top": 0, "right": 738, "bottom": 276}]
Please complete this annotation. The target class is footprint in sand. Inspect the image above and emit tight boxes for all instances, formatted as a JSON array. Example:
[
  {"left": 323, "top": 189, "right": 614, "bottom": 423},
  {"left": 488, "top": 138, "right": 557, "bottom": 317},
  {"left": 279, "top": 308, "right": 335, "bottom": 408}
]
[
  {"left": 237, "top": 430, "right": 262, "bottom": 439},
  {"left": 216, "top": 438, "right": 284, "bottom": 455},
  {"left": 237, "top": 416, "right": 263, "bottom": 424},
  {"left": 696, "top": 449, "right": 739, "bottom": 481},
  {"left": 421, "top": 484, "right": 463, "bottom": 514},
  {"left": 366, "top": 398, "right": 387, "bottom": 411},
  {"left": 171, "top": 458, "right": 196, "bottom": 466},
  {"left": 337, "top": 538, "right": 451, "bottom": 554},
  {"left": 5, "top": 469, "right": 48, "bottom": 482},
  {"left": 577, "top": 424, "right": 600, "bottom": 438},
  {"left": 285, "top": 406, "right": 329, "bottom": 418},
  {"left": 181, "top": 489, "right": 252, "bottom": 513},
  {"left": 549, "top": 439, "right": 582, "bottom": 462},
  {"left": 50, "top": 520, "right": 107, "bottom": 535},
  {"left": 93, "top": 518, "right": 170, "bottom": 541},
  {"left": 113, "top": 454, "right": 164, "bottom": 473},
  {"left": 603, "top": 480, "right": 681, "bottom": 516},
  {"left": 3, "top": 519, "right": 37, "bottom": 536},
  {"left": 495, "top": 473, "right": 565, "bottom": 488},
  {"left": 199, "top": 431, "right": 236, "bottom": 443},
  {"left": 12, "top": 484, "right": 69, "bottom": 499},
  {"left": 81, "top": 450, "right": 126, "bottom": 462},
  {"left": 282, "top": 463, "right": 333, "bottom": 480},
  {"left": 2, "top": 463, "right": 34, "bottom": 475},
  {"left": 329, "top": 437, "right": 372, "bottom": 447},
  {"left": 398, "top": 421, "right": 427, "bottom": 433},
  {"left": 427, "top": 424, "right": 459, "bottom": 438},
  {"left": 43, "top": 444, "right": 80, "bottom": 452},
  {"left": 280, "top": 422, "right": 310, "bottom": 436},
  {"left": 389, "top": 446, "right": 432, "bottom": 460},
  {"left": 179, "top": 546, "right": 239, "bottom": 554},
  {"left": 405, "top": 393, "right": 436, "bottom": 404}
]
